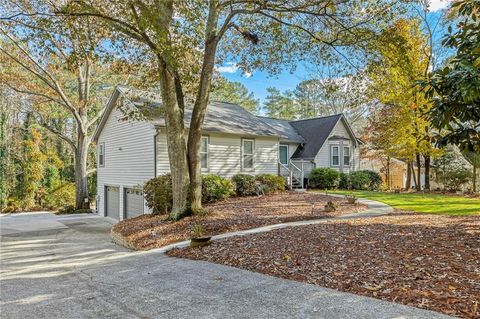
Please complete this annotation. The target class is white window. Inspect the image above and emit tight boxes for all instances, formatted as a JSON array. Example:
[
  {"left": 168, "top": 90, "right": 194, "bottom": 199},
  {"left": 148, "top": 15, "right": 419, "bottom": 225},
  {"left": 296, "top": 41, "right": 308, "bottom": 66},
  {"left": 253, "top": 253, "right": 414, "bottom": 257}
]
[
  {"left": 200, "top": 136, "right": 209, "bottom": 170},
  {"left": 99, "top": 142, "right": 105, "bottom": 167},
  {"left": 331, "top": 145, "right": 339, "bottom": 166},
  {"left": 242, "top": 139, "right": 254, "bottom": 170},
  {"left": 343, "top": 146, "right": 350, "bottom": 166},
  {"left": 279, "top": 144, "right": 289, "bottom": 165}
]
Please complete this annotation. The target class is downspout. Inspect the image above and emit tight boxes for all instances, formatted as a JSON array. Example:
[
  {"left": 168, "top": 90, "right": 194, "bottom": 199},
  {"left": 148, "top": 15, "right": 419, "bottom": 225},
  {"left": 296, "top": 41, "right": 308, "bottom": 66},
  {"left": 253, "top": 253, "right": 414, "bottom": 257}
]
[{"left": 154, "top": 129, "right": 160, "bottom": 178}]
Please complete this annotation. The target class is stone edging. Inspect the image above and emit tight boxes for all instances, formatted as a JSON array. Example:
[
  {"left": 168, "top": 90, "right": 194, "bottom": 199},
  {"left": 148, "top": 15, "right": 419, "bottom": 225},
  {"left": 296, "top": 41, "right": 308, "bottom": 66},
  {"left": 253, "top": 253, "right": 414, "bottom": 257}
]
[{"left": 113, "top": 194, "right": 394, "bottom": 253}]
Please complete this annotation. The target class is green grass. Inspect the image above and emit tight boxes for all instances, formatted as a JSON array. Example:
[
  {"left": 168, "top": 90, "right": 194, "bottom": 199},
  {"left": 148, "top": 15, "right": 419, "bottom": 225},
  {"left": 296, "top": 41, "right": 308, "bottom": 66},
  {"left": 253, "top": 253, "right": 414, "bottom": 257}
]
[{"left": 323, "top": 190, "right": 480, "bottom": 216}]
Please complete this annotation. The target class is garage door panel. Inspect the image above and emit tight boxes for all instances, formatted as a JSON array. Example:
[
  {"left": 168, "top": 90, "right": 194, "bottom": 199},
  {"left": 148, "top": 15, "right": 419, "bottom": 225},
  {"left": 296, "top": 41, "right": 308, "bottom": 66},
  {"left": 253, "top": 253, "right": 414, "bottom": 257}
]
[
  {"left": 105, "top": 186, "right": 120, "bottom": 220},
  {"left": 125, "top": 188, "right": 144, "bottom": 219}
]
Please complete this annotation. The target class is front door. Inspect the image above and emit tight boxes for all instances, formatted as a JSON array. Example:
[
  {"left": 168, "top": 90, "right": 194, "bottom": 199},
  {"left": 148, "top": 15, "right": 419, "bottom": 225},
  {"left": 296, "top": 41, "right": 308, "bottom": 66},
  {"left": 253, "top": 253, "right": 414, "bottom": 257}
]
[{"left": 279, "top": 144, "right": 289, "bottom": 165}]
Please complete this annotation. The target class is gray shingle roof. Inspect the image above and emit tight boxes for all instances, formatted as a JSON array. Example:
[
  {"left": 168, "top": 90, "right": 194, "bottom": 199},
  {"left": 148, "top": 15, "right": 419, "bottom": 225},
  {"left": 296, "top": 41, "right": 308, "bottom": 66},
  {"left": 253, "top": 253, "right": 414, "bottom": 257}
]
[
  {"left": 152, "top": 101, "right": 281, "bottom": 137},
  {"left": 257, "top": 117, "right": 305, "bottom": 143},
  {"left": 289, "top": 114, "right": 343, "bottom": 159},
  {"left": 94, "top": 88, "right": 356, "bottom": 160}
]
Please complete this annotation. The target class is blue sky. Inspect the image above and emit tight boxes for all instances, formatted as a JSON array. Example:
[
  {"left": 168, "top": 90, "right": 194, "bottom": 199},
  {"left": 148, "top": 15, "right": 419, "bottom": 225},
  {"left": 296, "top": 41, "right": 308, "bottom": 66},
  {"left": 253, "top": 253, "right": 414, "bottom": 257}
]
[
  {"left": 218, "top": 0, "right": 452, "bottom": 107},
  {"left": 221, "top": 63, "right": 311, "bottom": 105}
]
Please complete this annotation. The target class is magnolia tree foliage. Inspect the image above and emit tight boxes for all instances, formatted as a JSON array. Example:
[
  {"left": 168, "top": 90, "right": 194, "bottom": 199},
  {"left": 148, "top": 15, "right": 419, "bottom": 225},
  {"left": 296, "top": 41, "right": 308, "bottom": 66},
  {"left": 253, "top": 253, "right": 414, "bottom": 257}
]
[{"left": 424, "top": 0, "right": 480, "bottom": 154}]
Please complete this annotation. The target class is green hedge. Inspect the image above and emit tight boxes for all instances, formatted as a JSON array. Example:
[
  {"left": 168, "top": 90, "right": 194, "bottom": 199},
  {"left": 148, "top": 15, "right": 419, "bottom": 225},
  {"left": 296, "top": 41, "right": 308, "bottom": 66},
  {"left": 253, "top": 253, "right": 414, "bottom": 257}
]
[
  {"left": 144, "top": 174, "right": 173, "bottom": 214},
  {"left": 231, "top": 174, "right": 257, "bottom": 196},
  {"left": 202, "top": 174, "right": 235, "bottom": 203},
  {"left": 255, "top": 174, "right": 286, "bottom": 194},
  {"left": 336, "top": 170, "right": 382, "bottom": 191},
  {"left": 309, "top": 168, "right": 340, "bottom": 189}
]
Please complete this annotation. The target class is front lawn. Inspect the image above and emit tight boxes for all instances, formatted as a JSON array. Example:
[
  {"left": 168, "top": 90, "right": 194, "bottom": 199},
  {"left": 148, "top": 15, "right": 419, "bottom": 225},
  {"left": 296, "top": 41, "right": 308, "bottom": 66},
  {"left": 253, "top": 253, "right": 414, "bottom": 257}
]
[
  {"left": 169, "top": 213, "right": 480, "bottom": 319},
  {"left": 324, "top": 190, "right": 480, "bottom": 215},
  {"left": 111, "top": 192, "right": 365, "bottom": 250}
]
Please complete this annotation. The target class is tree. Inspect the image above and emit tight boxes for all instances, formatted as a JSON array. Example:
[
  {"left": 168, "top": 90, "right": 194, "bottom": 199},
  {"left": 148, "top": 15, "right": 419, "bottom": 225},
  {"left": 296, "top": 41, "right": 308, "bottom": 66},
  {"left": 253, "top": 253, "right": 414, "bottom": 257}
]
[
  {"left": 210, "top": 77, "right": 258, "bottom": 113},
  {"left": 0, "top": 1, "right": 130, "bottom": 209},
  {"left": 263, "top": 87, "right": 297, "bottom": 119},
  {"left": 366, "top": 18, "right": 442, "bottom": 191},
  {"left": 64, "top": 0, "right": 401, "bottom": 219},
  {"left": 424, "top": 0, "right": 480, "bottom": 154},
  {"left": 462, "top": 151, "right": 480, "bottom": 192}
]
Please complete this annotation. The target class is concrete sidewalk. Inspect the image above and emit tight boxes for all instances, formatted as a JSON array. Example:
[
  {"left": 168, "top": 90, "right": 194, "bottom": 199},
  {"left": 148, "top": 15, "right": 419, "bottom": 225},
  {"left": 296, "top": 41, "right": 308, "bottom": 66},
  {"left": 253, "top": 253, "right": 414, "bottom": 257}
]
[{"left": 0, "top": 212, "right": 453, "bottom": 319}]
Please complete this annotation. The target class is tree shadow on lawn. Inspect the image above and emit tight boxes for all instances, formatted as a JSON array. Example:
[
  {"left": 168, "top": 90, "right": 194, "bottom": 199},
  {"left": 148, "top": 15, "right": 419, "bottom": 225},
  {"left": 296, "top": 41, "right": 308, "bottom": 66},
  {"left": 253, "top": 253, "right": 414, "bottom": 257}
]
[{"left": 168, "top": 212, "right": 480, "bottom": 319}]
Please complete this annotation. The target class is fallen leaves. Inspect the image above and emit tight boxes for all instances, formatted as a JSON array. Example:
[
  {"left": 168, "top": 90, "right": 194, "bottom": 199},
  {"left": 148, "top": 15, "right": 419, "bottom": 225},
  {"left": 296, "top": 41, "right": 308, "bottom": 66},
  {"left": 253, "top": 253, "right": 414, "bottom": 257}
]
[
  {"left": 112, "top": 192, "right": 365, "bottom": 250},
  {"left": 168, "top": 212, "right": 480, "bottom": 319}
]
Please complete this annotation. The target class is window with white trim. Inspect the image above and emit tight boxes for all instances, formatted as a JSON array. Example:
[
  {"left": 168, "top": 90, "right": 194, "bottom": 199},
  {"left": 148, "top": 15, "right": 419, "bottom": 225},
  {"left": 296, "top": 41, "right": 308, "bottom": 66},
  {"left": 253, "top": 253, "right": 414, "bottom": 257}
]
[
  {"left": 99, "top": 142, "right": 105, "bottom": 167},
  {"left": 242, "top": 139, "right": 254, "bottom": 170},
  {"left": 279, "top": 144, "right": 289, "bottom": 165},
  {"left": 343, "top": 146, "right": 350, "bottom": 166},
  {"left": 331, "top": 145, "right": 339, "bottom": 166},
  {"left": 200, "top": 136, "right": 209, "bottom": 170}
]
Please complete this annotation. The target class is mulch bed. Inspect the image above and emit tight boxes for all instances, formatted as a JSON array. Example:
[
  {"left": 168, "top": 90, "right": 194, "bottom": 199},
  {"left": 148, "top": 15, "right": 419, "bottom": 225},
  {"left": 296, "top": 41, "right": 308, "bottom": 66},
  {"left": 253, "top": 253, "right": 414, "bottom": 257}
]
[
  {"left": 112, "top": 192, "right": 365, "bottom": 250},
  {"left": 168, "top": 212, "right": 480, "bottom": 319}
]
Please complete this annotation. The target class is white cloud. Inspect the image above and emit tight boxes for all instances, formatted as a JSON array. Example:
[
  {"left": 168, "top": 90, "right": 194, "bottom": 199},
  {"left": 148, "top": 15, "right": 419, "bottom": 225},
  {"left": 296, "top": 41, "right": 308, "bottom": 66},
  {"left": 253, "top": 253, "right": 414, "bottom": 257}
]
[
  {"left": 216, "top": 62, "right": 238, "bottom": 74},
  {"left": 243, "top": 71, "right": 253, "bottom": 78},
  {"left": 428, "top": 0, "right": 453, "bottom": 12}
]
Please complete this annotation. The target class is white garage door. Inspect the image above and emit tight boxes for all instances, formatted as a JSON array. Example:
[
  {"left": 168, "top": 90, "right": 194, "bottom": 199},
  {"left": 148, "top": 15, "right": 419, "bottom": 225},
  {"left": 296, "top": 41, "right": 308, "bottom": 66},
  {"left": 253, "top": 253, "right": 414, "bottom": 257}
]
[
  {"left": 124, "top": 188, "right": 144, "bottom": 219},
  {"left": 105, "top": 186, "right": 120, "bottom": 220}
]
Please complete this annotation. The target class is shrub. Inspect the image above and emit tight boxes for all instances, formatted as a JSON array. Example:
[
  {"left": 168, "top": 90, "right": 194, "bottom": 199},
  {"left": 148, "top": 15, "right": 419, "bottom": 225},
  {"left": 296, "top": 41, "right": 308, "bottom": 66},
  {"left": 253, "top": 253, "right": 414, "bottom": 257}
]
[
  {"left": 45, "top": 182, "right": 76, "bottom": 209},
  {"left": 309, "top": 168, "right": 340, "bottom": 189},
  {"left": 338, "top": 173, "right": 351, "bottom": 190},
  {"left": 361, "top": 170, "right": 382, "bottom": 191},
  {"left": 232, "top": 174, "right": 257, "bottom": 196},
  {"left": 144, "top": 174, "right": 173, "bottom": 215},
  {"left": 444, "top": 167, "right": 472, "bottom": 191},
  {"left": 202, "top": 174, "right": 234, "bottom": 203},
  {"left": 255, "top": 174, "right": 286, "bottom": 194},
  {"left": 350, "top": 171, "right": 371, "bottom": 190}
]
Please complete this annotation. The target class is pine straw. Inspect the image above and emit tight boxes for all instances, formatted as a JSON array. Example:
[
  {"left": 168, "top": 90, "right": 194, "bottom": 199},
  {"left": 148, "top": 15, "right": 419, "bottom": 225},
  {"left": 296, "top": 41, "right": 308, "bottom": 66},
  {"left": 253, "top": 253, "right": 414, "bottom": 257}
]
[
  {"left": 168, "top": 212, "right": 480, "bottom": 319},
  {"left": 112, "top": 192, "right": 365, "bottom": 250}
]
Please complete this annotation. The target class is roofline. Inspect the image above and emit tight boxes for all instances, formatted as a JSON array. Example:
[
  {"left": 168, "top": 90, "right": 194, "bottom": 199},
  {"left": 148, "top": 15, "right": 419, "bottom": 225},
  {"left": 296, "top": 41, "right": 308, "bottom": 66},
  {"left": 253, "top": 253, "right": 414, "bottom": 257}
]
[
  {"left": 92, "top": 87, "right": 122, "bottom": 143},
  {"left": 288, "top": 113, "right": 343, "bottom": 123}
]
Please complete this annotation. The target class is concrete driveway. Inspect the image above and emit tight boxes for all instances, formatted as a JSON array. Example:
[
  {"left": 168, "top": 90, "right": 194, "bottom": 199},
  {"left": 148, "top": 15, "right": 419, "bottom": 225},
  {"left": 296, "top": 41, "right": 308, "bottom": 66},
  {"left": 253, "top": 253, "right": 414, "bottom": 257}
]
[{"left": 0, "top": 212, "right": 452, "bottom": 319}]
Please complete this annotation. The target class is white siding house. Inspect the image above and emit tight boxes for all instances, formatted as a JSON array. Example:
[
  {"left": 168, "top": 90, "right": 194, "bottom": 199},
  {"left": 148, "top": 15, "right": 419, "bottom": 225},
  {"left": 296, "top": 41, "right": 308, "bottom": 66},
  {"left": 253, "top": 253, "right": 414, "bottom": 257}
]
[{"left": 94, "top": 87, "right": 361, "bottom": 221}]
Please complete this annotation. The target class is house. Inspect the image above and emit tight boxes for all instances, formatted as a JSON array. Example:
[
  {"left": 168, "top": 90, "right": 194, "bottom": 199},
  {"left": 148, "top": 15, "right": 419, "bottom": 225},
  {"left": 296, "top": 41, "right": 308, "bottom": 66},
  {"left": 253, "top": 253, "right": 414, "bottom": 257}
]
[{"left": 93, "top": 87, "right": 360, "bottom": 220}]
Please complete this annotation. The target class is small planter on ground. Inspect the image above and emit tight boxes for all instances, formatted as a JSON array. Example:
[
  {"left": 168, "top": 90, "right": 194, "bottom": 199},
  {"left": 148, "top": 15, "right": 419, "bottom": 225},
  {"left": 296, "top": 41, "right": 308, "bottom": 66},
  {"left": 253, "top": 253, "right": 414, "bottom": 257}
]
[
  {"left": 324, "top": 201, "right": 337, "bottom": 212},
  {"left": 190, "top": 224, "right": 211, "bottom": 248},
  {"left": 345, "top": 194, "right": 358, "bottom": 204}
]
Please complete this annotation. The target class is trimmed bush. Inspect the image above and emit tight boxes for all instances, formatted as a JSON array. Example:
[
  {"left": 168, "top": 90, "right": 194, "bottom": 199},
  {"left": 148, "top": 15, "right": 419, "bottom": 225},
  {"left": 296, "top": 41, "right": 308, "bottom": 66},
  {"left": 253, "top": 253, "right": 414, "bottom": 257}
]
[
  {"left": 202, "top": 174, "right": 234, "bottom": 203},
  {"left": 232, "top": 174, "right": 257, "bottom": 196},
  {"left": 144, "top": 174, "right": 173, "bottom": 215},
  {"left": 309, "top": 168, "right": 340, "bottom": 189},
  {"left": 255, "top": 174, "right": 286, "bottom": 194},
  {"left": 350, "top": 171, "right": 371, "bottom": 190},
  {"left": 361, "top": 170, "right": 382, "bottom": 191},
  {"left": 338, "top": 172, "right": 351, "bottom": 190}
]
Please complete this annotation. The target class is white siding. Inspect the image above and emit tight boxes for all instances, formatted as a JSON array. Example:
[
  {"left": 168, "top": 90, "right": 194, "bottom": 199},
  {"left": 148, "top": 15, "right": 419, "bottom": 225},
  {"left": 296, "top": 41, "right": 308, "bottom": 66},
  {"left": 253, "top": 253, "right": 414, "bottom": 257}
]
[
  {"left": 97, "top": 107, "right": 156, "bottom": 220},
  {"left": 156, "top": 132, "right": 279, "bottom": 178},
  {"left": 314, "top": 119, "right": 360, "bottom": 173}
]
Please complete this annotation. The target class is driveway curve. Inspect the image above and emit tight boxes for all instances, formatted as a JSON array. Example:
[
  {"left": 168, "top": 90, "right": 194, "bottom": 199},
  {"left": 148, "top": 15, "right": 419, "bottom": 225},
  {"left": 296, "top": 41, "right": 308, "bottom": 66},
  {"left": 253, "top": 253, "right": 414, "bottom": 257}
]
[{"left": 0, "top": 211, "right": 452, "bottom": 319}]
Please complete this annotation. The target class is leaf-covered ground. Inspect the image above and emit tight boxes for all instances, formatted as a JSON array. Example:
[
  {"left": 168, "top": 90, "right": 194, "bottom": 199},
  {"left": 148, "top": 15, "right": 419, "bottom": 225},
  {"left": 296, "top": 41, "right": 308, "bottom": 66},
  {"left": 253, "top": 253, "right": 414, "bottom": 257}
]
[
  {"left": 168, "top": 212, "right": 480, "bottom": 318},
  {"left": 112, "top": 192, "right": 365, "bottom": 250}
]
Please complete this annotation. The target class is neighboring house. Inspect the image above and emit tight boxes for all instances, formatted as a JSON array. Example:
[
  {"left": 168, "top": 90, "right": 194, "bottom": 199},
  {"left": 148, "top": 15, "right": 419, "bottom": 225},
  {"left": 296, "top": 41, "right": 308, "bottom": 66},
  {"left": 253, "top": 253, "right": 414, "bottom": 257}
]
[{"left": 94, "top": 87, "right": 360, "bottom": 220}]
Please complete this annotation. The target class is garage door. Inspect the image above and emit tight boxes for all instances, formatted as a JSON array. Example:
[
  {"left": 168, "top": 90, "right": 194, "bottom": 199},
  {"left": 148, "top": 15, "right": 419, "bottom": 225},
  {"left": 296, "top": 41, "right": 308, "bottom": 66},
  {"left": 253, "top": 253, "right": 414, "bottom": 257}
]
[
  {"left": 124, "top": 188, "right": 144, "bottom": 219},
  {"left": 105, "top": 186, "right": 120, "bottom": 220}
]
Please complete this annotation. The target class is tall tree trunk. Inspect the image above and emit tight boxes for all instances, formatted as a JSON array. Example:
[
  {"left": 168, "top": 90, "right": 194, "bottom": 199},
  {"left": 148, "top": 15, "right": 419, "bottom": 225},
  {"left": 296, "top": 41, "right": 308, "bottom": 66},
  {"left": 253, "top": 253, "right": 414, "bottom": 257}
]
[
  {"left": 386, "top": 157, "right": 391, "bottom": 190},
  {"left": 416, "top": 153, "right": 422, "bottom": 191},
  {"left": 412, "top": 164, "right": 418, "bottom": 189},
  {"left": 75, "top": 129, "right": 89, "bottom": 209},
  {"left": 406, "top": 161, "right": 412, "bottom": 191},
  {"left": 158, "top": 62, "right": 190, "bottom": 220},
  {"left": 424, "top": 154, "right": 431, "bottom": 191},
  {"left": 187, "top": 1, "right": 219, "bottom": 213},
  {"left": 473, "top": 163, "right": 477, "bottom": 193}
]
